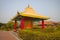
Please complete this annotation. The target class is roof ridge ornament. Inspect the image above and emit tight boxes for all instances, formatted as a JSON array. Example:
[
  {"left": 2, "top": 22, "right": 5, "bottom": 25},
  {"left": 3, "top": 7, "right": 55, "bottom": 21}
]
[{"left": 17, "top": 11, "right": 19, "bottom": 15}]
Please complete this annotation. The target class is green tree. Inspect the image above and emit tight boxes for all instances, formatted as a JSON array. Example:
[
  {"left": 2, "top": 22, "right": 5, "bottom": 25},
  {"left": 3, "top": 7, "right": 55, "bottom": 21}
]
[{"left": 6, "top": 21, "right": 14, "bottom": 30}]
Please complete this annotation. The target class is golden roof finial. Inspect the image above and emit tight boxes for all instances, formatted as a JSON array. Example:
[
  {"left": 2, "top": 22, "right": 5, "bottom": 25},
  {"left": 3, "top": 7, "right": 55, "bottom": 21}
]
[
  {"left": 24, "top": 4, "right": 35, "bottom": 14},
  {"left": 27, "top": 4, "right": 30, "bottom": 8}
]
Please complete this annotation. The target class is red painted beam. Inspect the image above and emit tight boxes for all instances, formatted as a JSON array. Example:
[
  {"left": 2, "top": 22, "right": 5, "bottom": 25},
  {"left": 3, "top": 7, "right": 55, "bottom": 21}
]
[
  {"left": 14, "top": 20, "right": 17, "bottom": 32},
  {"left": 42, "top": 20, "right": 44, "bottom": 29},
  {"left": 20, "top": 18, "right": 25, "bottom": 30}
]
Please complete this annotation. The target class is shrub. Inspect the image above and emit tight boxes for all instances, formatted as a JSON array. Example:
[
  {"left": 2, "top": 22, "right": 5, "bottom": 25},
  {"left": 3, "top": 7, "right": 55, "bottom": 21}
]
[{"left": 18, "top": 29, "right": 60, "bottom": 40}]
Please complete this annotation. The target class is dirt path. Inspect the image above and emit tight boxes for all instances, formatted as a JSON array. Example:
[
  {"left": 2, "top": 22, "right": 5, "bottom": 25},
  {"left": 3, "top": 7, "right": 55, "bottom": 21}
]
[{"left": 0, "top": 30, "right": 19, "bottom": 40}]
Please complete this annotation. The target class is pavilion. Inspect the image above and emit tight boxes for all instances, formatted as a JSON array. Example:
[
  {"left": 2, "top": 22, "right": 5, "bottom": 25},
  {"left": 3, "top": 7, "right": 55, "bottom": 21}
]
[{"left": 12, "top": 5, "right": 49, "bottom": 31}]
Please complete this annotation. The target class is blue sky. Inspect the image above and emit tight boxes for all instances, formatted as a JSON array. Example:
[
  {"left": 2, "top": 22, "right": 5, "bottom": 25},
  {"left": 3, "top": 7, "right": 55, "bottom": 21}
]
[{"left": 0, "top": 0, "right": 60, "bottom": 23}]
